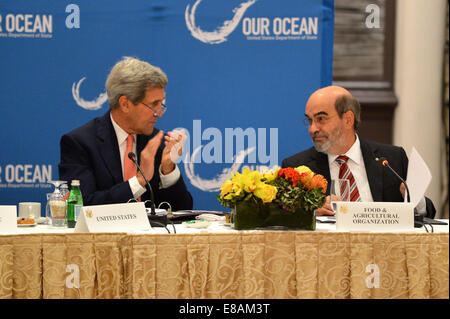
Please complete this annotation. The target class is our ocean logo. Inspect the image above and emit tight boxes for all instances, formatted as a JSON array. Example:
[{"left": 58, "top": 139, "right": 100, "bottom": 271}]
[
  {"left": 0, "top": 13, "right": 53, "bottom": 39},
  {"left": 185, "top": 0, "right": 319, "bottom": 44},
  {"left": 242, "top": 17, "right": 319, "bottom": 40},
  {"left": 185, "top": 0, "right": 258, "bottom": 44},
  {"left": 0, "top": 164, "right": 53, "bottom": 189},
  {"left": 72, "top": 77, "right": 108, "bottom": 111}
]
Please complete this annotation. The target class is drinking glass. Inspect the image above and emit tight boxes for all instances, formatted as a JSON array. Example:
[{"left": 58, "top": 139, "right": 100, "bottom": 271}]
[
  {"left": 330, "top": 179, "right": 350, "bottom": 212},
  {"left": 46, "top": 181, "right": 67, "bottom": 227}
]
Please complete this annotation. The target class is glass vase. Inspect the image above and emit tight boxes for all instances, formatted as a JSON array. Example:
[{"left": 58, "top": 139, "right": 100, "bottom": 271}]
[{"left": 233, "top": 200, "right": 316, "bottom": 230}]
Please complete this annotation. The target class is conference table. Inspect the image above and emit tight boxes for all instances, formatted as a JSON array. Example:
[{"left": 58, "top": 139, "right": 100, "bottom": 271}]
[{"left": 0, "top": 218, "right": 448, "bottom": 299}]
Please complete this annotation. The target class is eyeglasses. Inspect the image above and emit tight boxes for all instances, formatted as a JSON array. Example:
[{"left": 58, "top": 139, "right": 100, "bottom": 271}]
[
  {"left": 302, "top": 115, "right": 336, "bottom": 126},
  {"left": 141, "top": 101, "right": 167, "bottom": 117}
]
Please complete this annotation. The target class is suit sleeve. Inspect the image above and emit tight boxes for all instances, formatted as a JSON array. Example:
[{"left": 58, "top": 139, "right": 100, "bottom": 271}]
[
  {"left": 281, "top": 158, "right": 293, "bottom": 168},
  {"left": 59, "top": 133, "right": 134, "bottom": 205}
]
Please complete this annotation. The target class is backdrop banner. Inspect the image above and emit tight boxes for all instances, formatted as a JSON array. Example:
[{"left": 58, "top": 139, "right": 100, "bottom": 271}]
[{"left": 0, "top": 0, "right": 334, "bottom": 212}]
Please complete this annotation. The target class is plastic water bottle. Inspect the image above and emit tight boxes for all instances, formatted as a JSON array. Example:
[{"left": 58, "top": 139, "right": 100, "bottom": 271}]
[{"left": 67, "top": 180, "right": 83, "bottom": 228}]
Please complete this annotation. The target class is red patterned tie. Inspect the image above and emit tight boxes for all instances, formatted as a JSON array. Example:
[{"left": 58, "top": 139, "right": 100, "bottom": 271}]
[{"left": 336, "top": 155, "right": 361, "bottom": 202}]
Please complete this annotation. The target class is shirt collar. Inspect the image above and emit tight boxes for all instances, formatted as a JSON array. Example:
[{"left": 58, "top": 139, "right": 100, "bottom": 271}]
[
  {"left": 110, "top": 113, "right": 134, "bottom": 145},
  {"left": 328, "top": 134, "right": 362, "bottom": 165}
]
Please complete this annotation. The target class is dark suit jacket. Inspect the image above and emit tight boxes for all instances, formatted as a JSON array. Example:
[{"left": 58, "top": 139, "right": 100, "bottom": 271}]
[
  {"left": 282, "top": 139, "right": 436, "bottom": 218},
  {"left": 58, "top": 111, "right": 193, "bottom": 210}
]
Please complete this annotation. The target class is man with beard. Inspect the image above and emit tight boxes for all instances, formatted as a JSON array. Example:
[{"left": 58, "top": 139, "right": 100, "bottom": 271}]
[{"left": 282, "top": 86, "right": 436, "bottom": 217}]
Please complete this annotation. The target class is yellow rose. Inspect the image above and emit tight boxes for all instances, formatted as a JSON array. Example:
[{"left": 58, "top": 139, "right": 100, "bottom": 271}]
[
  {"left": 295, "top": 165, "right": 313, "bottom": 175},
  {"left": 254, "top": 183, "right": 277, "bottom": 203}
]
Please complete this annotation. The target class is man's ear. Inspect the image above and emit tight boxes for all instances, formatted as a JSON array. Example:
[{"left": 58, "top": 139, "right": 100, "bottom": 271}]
[
  {"left": 118, "top": 95, "right": 130, "bottom": 113},
  {"left": 343, "top": 110, "right": 355, "bottom": 128}
]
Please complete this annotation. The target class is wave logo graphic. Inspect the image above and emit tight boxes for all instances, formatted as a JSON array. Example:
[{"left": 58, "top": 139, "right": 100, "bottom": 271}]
[
  {"left": 185, "top": 0, "right": 258, "bottom": 44},
  {"left": 184, "top": 146, "right": 255, "bottom": 191},
  {"left": 72, "top": 77, "right": 107, "bottom": 111}
]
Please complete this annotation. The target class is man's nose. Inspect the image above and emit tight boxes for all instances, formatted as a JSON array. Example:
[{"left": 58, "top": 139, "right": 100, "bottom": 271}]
[{"left": 309, "top": 122, "right": 319, "bottom": 135}]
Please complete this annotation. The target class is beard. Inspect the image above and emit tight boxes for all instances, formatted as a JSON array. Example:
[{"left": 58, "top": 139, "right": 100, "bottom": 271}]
[
  {"left": 313, "top": 135, "right": 331, "bottom": 153},
  {"left": 311, "top": 125, "right": 345, "bottom": 154}
]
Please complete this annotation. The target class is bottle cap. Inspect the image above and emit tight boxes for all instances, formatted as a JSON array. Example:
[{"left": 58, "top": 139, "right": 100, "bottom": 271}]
[{"left": 71, "top": 180, "right": 80, "bottom": 186}]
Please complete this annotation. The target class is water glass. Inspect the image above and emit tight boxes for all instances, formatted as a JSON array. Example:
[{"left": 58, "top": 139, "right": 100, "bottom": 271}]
[
  {"left": 330, "top": 179, "right": 350, "bottom": 212},
  {"left": 49, "top": 199, "right": 67, "bottom": 227},
  {"left": 330, "top": 179, "right": 350, "bottom": 201},
  {"left": 46, "top": 181, "right": 68, "bottom": 227}
]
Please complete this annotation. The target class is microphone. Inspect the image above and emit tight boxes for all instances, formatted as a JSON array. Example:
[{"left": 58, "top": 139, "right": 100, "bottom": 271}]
[
  {"left": 128, "top": 152, "right": 156, "bottom": 215},
  {"left": 375, "top": 157, "right": 410, "bottom": 202},
  {"left": 375, "top": 156, "right": 422, "bottom": 227}
]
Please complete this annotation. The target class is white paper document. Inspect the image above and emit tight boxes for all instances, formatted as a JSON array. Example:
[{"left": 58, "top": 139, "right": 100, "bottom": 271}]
[{"left": 405, "top": 147, "right": 432, "bottom": 207}]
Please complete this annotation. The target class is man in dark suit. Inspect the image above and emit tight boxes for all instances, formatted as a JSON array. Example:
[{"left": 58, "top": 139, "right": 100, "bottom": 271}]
[
  {"left": 59, "top": 57, "right": 193, "bottom": 210},
  {"left": 282, "top": 86, "right": 435, "bottom": 218}
]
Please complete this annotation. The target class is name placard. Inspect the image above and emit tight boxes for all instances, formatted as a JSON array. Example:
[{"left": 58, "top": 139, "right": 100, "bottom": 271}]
[
  {"left": 0, "top": 205, "right": 18, "bottom": 233},
  {"left": 334, "top": 202, "right": 414, "bottom": 232},
  {"left": 74, "top": 202, "right": 151, "bottom": 233}
]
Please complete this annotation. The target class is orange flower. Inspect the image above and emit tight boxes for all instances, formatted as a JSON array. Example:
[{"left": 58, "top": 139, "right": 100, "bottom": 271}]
[
  {"left": 299, "top": 171, "right": 314, "bottom": 188},
  {"left": 278, "top": 167, "right": 301, "bottom": 187},
  {"left": 309, "top": 174, "right": 328, "bottom": 193}
]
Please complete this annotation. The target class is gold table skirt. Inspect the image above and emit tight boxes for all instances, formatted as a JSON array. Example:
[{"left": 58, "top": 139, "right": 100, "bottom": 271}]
[{"left": 0, "top": 232, "right": 448, "bottom": 299}]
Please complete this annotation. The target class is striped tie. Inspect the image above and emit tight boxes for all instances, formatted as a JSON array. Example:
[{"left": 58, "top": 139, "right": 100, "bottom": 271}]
[{"left": 336, "top": 155, "right": 361, "bottom": 202}]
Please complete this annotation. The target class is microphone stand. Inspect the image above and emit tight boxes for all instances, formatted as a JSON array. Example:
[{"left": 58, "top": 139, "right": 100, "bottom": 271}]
[
  {"left": 376, "top": 157, "right": 423, "bottom": 227},
  {"left": 128, "top": 152, "right": 168, "bottom": 229},
  {"left": 128, "top": 152, "right": 155, "bottom": 214}
]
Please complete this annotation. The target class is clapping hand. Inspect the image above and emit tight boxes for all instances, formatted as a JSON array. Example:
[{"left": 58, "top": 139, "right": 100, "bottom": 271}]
[
  {"left": 137, "top": 131, "right": 164, "bottom": 186},
  {"left": 161, "top": 129, "right": 187, "bottom": 175}
]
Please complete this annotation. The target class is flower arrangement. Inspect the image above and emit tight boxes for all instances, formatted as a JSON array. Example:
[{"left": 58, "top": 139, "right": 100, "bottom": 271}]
[{"left": 218, "top": 165, "right": 328, "bottom": 214}]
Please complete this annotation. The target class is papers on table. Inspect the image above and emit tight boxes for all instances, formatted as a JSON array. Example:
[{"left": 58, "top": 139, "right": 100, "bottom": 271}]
[
  {"left": 172, "top": 210, "right": 225, "bottom": 216},
  {"left": 316, "top": 216, "right": 336, "bottom": 223}
]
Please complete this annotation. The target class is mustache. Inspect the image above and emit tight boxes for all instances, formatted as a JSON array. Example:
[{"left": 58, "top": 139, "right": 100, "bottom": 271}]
[{"left": 311, "top": 132, "right": 328, "bottom": 139}]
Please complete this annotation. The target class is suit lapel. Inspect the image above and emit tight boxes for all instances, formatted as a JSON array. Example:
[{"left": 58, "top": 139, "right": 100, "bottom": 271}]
[
  {"left": 96, "top": 112, "right": 123, "bottom": 183},
  {"left": 360, "top": 139, "right": 383, "bottom": 201}
]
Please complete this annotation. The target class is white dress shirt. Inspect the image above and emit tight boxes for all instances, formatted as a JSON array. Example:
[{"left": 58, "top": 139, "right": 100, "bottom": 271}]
[
  {"left": 327, "top": 135, "right": 374, "bottom": 202},
  {"left": 327, "top": 134, "right": 426, "bottom": 213},
  {"left": 110, "top": 114, "right": 180, "bottom": 200}
]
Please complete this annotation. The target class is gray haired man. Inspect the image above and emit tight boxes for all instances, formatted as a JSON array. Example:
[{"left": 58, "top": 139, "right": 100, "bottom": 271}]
[{"left": 59, "top": 57, "right": 193, "bottom": 209}]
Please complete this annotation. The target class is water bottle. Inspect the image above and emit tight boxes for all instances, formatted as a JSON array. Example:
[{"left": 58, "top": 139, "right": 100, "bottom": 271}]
[{"left": 67, "top": 180, "right": 83, "bottom": 228}]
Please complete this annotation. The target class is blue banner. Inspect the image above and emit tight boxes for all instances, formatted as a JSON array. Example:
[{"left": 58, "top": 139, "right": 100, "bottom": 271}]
[{"left": 0, "top": 0, "right": 334, "bottom": 213}]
